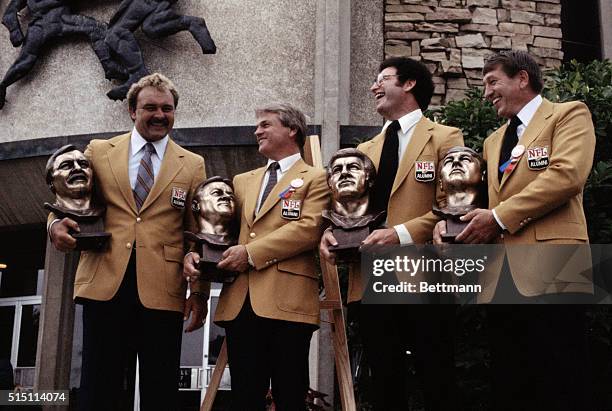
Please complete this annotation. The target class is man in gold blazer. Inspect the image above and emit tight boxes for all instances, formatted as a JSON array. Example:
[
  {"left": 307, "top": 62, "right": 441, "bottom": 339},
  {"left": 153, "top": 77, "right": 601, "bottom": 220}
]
[
  {"left": 321, "top": 57, "right": 463, "bottom": 411},
  {"left": 184, "top": 103, "right": 328, "bottom": 410},
  {"left": 49, "top": 73, "right": 207, "bottom": 411},
  {"left": 435, "top": 51, "right": 596, "bottom": 410}
]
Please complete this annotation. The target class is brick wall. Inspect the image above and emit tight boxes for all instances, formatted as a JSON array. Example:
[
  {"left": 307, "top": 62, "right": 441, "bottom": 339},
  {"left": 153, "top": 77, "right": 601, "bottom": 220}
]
[{"left": 384, "top": 0, "right": 562, "bottom": 106}]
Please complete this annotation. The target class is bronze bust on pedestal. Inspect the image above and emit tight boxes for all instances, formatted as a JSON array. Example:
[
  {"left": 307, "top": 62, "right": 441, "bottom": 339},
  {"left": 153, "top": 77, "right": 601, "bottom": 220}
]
[
  {"left": 322, "top": 148, "right": 385, "bottom": 263},
  {"left": 44, "top": 144, "right": 110, "bottom": 250},
  {"left": 184, "top": 176, "right": 238, "bottom": 283},
  {"left": 433, "top": 146, "right": 486, "bottom": 242}
]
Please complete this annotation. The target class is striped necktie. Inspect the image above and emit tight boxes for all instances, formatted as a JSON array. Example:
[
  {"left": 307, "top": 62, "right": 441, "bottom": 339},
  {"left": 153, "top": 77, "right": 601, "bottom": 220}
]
[
  {"left": 133, "top": 143, "right": 155, "bottom": 210},
  {"left": 257, "top": 162, "right": 280, "bottom": 213}
]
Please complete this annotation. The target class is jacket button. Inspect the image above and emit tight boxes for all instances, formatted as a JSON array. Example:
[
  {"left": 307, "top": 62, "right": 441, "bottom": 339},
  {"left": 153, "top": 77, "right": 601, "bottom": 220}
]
[
  {"left": 136, "top": 217, "right": 142, "bottom": 223},
  {"left": 250, "top": 232, "right": 256, "bottom": 238},
  {"left": 126, "top": 243, "right": 132, "bottom": 249}
]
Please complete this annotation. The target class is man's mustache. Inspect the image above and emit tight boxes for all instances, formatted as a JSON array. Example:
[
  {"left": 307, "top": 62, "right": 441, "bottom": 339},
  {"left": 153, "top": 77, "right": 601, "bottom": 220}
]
[{"left": 148, "top": 118, "right": 169, "bottom": 127}]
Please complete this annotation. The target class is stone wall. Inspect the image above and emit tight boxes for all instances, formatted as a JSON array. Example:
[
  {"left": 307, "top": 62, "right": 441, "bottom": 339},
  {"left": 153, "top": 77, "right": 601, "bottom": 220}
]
[{"left": 384, "top": 0, "right": 563, "bottom": 106}]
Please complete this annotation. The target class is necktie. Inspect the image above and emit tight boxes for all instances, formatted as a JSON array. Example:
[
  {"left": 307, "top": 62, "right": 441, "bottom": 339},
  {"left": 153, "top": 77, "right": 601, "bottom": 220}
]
[
  {"left": 371, "top": 120, "right": 401, "bottom": 213},
  {"left": 258, "top": 162, "right": 280, "bottom": 213},
  {"left": 498, "top": 115, "right": 521, "bottom": 181},
  {"left": 133, "top": 143, "right": 155, "bottom": 210}
]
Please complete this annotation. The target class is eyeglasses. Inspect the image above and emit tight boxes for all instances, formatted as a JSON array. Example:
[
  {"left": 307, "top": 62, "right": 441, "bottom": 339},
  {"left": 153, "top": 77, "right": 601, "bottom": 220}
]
[{"left": 374, "top": 74, "right": 399, "bottom": 86}]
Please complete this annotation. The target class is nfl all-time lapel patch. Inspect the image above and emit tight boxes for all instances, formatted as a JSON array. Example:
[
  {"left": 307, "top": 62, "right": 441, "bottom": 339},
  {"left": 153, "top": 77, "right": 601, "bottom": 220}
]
[
  {"left": 281, "top": 199, "right": 301, "bottom": 220},
  {"left": 171, "top": 187, "right": 187, "bottom": 209},
  {"left": 527, "top": 146, "right": 549, "bottom": 170},
  {"left": 415, "top": 161, "right": 435, "bottom": 182}
]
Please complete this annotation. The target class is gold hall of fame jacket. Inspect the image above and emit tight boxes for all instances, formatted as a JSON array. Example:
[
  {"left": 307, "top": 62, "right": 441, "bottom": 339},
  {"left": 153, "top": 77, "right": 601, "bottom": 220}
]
[
  {"left": 48, "top": 133, "right": 208, "bottom": 313},
  {"left": 214, "top": 158, "right": 329, "bottom": 327},
  {"left": 348, "top": 116, "right": 464, "bottom": 303},
  {"left": 479, "top": 99, "right": 596, "bottom": 302}
]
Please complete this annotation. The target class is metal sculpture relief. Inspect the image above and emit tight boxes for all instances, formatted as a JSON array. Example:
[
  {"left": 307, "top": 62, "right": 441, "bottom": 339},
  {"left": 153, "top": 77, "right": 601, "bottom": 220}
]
[
  {"left": 0, "top": 0, "right": 217, "bottom": 109},
  {"left": 103, "top": 0, "right": 217, "bottom": 100},
  {"left": 0, "top": 0, "right": 126, "bottom": 109}
]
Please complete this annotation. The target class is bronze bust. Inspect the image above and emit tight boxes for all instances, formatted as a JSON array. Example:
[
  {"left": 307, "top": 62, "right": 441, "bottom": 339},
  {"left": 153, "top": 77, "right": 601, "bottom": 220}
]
[
  {"left": 44, "top": 145, "right": 110, "bottom": 250},
  {"left": 322, "top": 148, "right": 385, "bottom": 262},
  {"left": 185, "top": 176, "right": 238, "bottom": 283},
  {"left": 433, "top": 146, "right": 487, "bottom": 242}
]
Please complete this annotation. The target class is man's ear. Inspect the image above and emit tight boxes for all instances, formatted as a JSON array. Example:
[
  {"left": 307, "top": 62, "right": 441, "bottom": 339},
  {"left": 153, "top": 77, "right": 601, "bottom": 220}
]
[
  {"left": 518, "top": 70, "right": 530, "bottom": 90},
  {"left": 403, "top": 79, "right": 416, "bottom": 93},
  {"left": 128, "top": 107, "right": 137, "bottom": 122}
]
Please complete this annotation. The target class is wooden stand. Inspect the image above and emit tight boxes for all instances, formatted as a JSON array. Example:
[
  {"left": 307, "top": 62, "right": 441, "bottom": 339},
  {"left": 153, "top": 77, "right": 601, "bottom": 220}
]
[{"left": 201, "top": 135, "right": 355, "bottom": 411}]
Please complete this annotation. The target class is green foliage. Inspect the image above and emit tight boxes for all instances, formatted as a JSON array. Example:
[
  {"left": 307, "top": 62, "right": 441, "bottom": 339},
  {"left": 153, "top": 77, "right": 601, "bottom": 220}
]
[
  {"left": 426, "top": 87, "right": 503, "bottom": 152},
  {"left": 545, "top": 59, "right": 612, "bottom": 243}
]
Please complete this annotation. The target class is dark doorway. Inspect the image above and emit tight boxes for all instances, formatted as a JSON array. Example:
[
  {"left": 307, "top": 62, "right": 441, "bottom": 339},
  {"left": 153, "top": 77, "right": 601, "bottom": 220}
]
[{"left": 561, "top": 0, "right": 602, "bottom": 61}]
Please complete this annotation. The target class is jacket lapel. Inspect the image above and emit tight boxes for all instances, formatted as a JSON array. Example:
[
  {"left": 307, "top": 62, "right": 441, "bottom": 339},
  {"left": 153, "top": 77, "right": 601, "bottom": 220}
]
[
  {"left": 107, "top": 133, "right": 137, "bottom": 214},
  {"left": 253, "top": 158, "right": 309, "bottom": 224},
  {"left": 488, "top": 129, "right": 504, "bottom": 193},
  {"left": 500, "top": 99, "right": 553, "bottom": 188},
  {"left": 140, "top": 139, "right": 183, "bottom": 212},
  {"left": 243, "top": 167, "right": 267, "bottom": 227},
  {"left": 362, "top": 131, "right": 386, "bottom": 170},
  {"left": 391, "top": 117, "right": 432, "bottom": 196}
]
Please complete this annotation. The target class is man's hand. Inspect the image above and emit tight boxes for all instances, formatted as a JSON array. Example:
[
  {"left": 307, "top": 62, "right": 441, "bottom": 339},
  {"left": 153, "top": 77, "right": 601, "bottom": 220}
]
[
  {"left": 50, "top": 218, "right": 79, "bottom": 252},
  {"left": 455, "top": 208, "right": 502, "bottom": 244},
  {"left": 183, "top": 252, "right": 201, "bottom": 283},
  {"left": 433, "top": 220, "right": 447, "bottom": 245},
  {"left": 217, "top": 245, "right": 249, "bottom": 272},
  {"left": 319, "top": 229, "right": 338, "bottom": 265},
  {"left": 360, "top": 228, "right": 400, "bottom": 248},
  {"left": 183, "top": 294, "right": 207, "bottom": 333}
]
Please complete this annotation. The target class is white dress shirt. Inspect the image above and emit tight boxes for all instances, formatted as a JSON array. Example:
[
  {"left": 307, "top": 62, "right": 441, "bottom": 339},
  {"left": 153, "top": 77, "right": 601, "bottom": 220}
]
[
  {"left": 492, "top": 94, "right": 543, "bottom": 230},
  {"left": 129, "top": 127, "right": 169, "bottom": 189},
  {"left": 255, "top": 152, "right": 302, "bottom": 212},
  {"left": 381, "top": 109, "right": 423, "bottom": 245}
]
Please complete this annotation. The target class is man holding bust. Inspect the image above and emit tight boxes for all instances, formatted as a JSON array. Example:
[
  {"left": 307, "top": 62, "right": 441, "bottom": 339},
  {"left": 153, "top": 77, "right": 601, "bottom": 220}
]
[
  {"left": 184, "top": 103, "right": 329, "bottom": 410},
  {"left": 48, "top": 73, "right": 207, "bottom": 411},
  {"left": 434, "top": 50, "right": 596, "bottom": 409},
  {"left": 321, "top": 57, "right": 463, "bottom": 410}
]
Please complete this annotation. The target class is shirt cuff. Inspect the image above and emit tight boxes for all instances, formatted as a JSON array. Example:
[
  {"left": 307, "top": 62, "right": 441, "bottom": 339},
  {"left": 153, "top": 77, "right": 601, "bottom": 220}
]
[
  {"left": 492, "top": 208, "right": 507, "bottom": 231},
  {"left": 48, "top": 218, "right": 61, "bottom": 240},
  {"left": 246, "top": 248, "right": 254, "bottom": 267},
  {"left": 393, "top": 224, "right": 414, "bottom": 245}
]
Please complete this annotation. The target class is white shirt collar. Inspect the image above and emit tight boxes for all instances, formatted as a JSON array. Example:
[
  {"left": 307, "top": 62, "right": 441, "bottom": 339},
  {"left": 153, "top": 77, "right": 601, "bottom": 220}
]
[
  {"left": 382, "top": 109, "right": 423, "bottom": 134},
  {"left": 130, "top": 126, "right": 169, "bottom": 159},
  {"left": 266, "top": 152, "right": 302, "bottom": 173},
  {"left": 514, "top": 94, "right": 543, "bottom": 127}
]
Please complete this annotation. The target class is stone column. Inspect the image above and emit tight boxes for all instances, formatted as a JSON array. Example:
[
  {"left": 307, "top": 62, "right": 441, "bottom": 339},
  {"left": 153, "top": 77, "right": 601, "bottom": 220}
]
[
  {"left": 35, "top": 240, "right": 78, "bottom": 410},
  {"left": 314, "top": 0, "right": 351, "bottom": 164}
]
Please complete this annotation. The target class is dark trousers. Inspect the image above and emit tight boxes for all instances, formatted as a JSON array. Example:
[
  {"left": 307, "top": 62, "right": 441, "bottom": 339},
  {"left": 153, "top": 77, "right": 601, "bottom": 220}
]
[
  {"left": 78, "top": 251, "right": 183, "bottom": 411},
  {"left": 358, "top": 303, "right": 457, "bottom": 411},
  {"left": 487, "top": 261, "right": 593, "bottom": 411},
  {"left": 224, "top": 298, "right": 315, "bottom": 411}
]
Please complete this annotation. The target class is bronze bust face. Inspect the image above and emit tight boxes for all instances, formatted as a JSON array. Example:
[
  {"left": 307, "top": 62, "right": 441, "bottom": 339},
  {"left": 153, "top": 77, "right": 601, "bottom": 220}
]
[
  {"left": 45, "top": 145, "right": 93, "bottom": 212},
  {"left": 434, "top": 146, "right": 486, "bottom": 242},
  {"left": 439, "top": 146, "right": 485, "bottom": 210},
  {"left": 326, "top": 148, "right": 376, "bottom": 218},
  {"left": 192, "top": 176, "right": 236, "bottom": 238}
]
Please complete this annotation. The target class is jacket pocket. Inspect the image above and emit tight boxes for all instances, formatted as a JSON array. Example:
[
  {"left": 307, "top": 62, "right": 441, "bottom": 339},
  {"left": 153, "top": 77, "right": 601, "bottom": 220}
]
[
  {"left": 277, "top": 259, "right": 318, "bottom": 279},
  {"left": 164, "top": 244, "right": 187, "bottom": 297},
  {"left": 74, "top": 251, "right": 102, "bottom": 284}
]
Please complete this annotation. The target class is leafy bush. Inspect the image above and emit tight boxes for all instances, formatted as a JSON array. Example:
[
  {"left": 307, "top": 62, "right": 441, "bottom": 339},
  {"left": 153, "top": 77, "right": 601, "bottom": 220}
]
[{"left": 426, "top": 87, "right": 502, "bottom": 152}]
